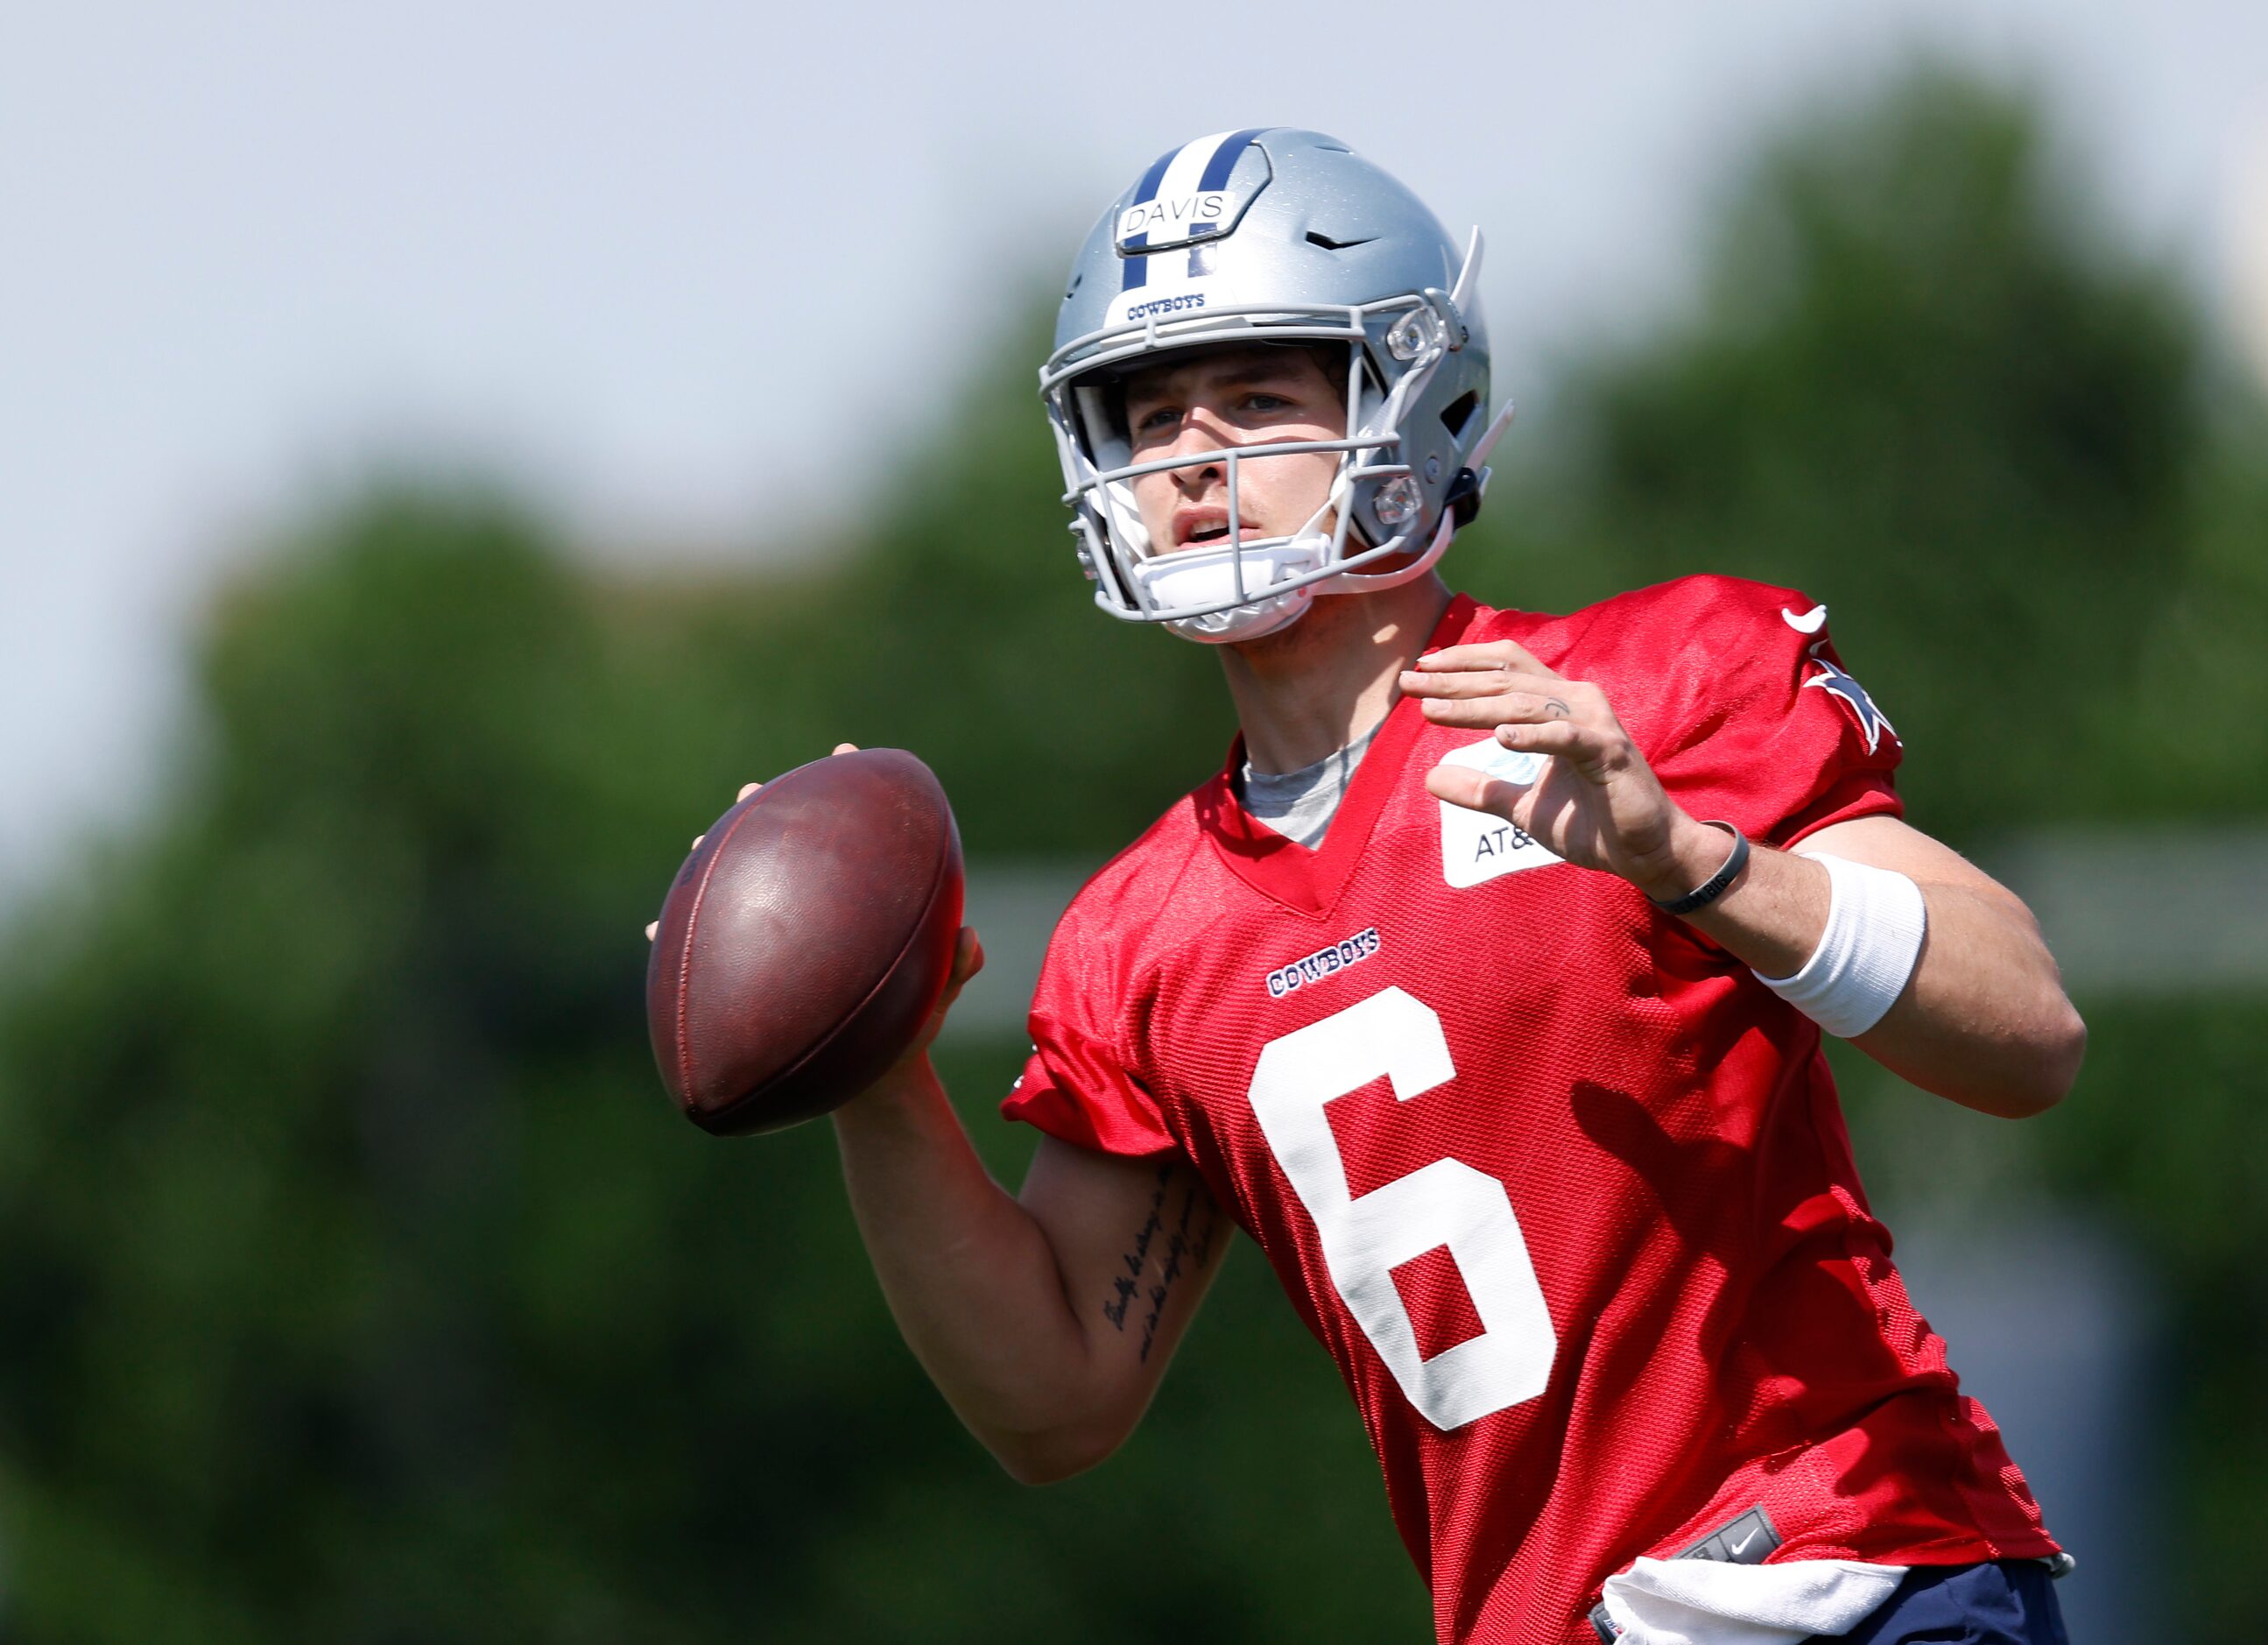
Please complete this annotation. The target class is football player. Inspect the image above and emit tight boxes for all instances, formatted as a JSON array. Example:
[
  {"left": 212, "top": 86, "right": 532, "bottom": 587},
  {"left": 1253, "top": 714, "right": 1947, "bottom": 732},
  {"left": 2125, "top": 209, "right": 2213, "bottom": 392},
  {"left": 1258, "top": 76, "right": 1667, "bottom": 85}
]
[{"left": 726, "top": 131, "right": 2086, "bottom": 1643}]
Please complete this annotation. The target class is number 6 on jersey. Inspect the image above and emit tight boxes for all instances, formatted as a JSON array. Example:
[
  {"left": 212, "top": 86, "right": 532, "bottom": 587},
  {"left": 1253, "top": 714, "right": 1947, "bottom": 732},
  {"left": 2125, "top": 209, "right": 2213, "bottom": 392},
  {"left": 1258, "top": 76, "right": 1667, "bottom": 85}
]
[{"left": 1248, "top": 987, "right": 1556, "bottom": 1430}]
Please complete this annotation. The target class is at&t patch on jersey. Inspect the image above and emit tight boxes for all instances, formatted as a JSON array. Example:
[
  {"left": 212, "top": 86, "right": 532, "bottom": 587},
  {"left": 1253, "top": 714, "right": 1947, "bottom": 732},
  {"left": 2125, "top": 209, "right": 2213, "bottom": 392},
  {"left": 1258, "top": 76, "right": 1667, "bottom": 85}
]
[{"left": 1438, "top": 739, "right": 1563, "bottom": 888}]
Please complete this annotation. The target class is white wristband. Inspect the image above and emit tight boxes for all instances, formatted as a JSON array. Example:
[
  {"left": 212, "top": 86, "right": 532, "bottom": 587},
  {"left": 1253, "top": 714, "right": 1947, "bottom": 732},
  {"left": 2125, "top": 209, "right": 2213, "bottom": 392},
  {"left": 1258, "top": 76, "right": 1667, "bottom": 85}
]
[{"left": 1754, "top": 853, "right": 1926, "bottom": 1038}]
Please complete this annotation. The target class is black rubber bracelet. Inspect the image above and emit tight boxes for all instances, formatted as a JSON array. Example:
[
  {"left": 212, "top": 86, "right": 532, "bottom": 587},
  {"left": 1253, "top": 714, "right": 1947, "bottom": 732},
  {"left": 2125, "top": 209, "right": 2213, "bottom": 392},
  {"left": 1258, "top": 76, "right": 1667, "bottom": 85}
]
[{"left": 1648, "top": 822, "right": 1750, "bottom": 916}]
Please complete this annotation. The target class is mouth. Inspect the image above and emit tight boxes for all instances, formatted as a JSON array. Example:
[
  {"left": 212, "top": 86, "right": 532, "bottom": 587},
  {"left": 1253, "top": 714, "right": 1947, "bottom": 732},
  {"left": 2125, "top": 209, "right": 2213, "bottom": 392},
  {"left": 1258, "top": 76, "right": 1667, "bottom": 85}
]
[{"left": 1173, "top": 511, "right": 1257, "bottom": 550}]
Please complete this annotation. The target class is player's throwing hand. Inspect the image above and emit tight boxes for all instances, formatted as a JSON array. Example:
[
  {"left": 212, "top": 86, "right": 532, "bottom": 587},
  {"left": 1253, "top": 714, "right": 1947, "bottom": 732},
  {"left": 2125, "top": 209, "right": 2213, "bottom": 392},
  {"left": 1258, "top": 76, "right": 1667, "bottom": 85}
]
[{"left": 1403, "top": 641, "right": 1723, "bottom": 905}]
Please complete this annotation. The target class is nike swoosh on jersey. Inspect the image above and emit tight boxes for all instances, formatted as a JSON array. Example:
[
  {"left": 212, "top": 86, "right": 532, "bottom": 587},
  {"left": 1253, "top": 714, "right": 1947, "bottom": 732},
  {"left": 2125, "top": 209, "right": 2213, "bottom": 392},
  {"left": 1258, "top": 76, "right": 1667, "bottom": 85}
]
[{"left": 1781, "top": 603, "right": 1828, "bottom": 634}]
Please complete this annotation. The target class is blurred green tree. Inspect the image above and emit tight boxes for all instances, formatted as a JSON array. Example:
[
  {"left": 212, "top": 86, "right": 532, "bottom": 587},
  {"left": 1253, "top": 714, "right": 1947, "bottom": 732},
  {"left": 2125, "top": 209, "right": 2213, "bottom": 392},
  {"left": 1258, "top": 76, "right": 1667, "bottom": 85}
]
[
  {"left": 1454, "top": 66, "right": 2268, "bottom": 1632},
  {"left": 0, "top": 492, "right": 1402, "bottom": 1644},
  {"left": 1451, "top": 70, "right": 2268, "bottom": 1624},
  {"left": 3, "top": 62, "right": 2265, "bottom": 1644},
  {"left": 1456, "top": 67, "right": 2204, "bottom": 839}
]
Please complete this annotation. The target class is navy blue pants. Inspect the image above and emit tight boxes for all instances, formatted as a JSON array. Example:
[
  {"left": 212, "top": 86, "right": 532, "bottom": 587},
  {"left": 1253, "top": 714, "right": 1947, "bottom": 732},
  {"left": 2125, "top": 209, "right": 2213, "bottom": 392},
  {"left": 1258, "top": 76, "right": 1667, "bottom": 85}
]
[{"left": 1821, "top": 1560, "right": 2069, "bottom": 1643}]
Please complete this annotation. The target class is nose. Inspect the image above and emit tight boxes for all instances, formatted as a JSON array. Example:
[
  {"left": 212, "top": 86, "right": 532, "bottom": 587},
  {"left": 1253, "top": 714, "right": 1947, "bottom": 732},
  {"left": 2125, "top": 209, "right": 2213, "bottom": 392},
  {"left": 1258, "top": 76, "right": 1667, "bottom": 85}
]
[{"left": 1166, "top": 407, "right": 1232, "bottom": 490}]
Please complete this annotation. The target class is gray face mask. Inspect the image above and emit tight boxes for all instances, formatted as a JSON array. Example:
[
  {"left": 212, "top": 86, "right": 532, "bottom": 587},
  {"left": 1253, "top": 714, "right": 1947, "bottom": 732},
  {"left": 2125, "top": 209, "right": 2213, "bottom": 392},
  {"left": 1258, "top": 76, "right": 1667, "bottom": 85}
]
[{"left": 1041, "top": 128, "right": 1515, "bottom": 646}]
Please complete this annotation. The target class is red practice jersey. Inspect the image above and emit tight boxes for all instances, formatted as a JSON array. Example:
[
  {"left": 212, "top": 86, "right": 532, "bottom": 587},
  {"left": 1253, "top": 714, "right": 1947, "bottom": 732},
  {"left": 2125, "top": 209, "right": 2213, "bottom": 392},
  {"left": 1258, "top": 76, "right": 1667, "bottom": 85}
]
[{"left": 1002, "top": 578, "right": 2059, "bottom": 1644}]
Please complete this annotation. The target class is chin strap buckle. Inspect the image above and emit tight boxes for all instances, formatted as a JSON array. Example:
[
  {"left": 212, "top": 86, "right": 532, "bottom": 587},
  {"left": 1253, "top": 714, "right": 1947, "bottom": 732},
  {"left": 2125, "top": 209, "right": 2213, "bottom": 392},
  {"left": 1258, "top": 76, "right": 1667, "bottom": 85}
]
[
  {"left": 1442, "top": 400, "right": 1517, "bottom": 531},
  {"left": 1444, "top": 466, "right": 1485, "bottom": 529}
]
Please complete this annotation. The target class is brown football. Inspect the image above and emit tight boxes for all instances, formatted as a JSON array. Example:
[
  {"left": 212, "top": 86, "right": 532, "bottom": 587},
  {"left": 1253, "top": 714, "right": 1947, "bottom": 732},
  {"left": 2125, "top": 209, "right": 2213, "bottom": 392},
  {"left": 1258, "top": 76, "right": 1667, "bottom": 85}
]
[{"left": 646, "top": 747, "right": 963, "bottom": 1135}]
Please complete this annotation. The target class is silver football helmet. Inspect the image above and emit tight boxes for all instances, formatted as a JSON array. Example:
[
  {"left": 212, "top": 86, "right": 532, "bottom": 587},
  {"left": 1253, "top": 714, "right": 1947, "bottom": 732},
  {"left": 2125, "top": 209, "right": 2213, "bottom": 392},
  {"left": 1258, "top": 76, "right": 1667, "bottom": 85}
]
[{"left": 1041, "top": 128, "right": 1513, "bottom": 643}]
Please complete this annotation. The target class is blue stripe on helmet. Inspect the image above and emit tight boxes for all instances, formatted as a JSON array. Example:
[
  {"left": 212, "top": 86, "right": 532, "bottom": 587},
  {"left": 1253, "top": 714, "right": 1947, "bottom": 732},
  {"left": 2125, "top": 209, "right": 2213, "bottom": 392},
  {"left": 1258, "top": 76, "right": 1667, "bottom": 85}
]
[
  {"left": 1196, "top": 126, "right": 1269, "bottom": 193},
  {"left": 1118, "top": 143, "right": 1180, "bottom": 291},
  {"left": 1130, "top": 144, "right": 1180, "bottom": 205}
]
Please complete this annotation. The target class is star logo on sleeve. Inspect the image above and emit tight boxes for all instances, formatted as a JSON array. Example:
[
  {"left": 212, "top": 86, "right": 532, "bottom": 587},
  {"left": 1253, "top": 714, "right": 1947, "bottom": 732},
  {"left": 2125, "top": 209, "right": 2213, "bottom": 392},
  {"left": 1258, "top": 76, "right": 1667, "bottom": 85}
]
[{"left": 1801, "top": 642, "right": 1898, "bottom": 754}]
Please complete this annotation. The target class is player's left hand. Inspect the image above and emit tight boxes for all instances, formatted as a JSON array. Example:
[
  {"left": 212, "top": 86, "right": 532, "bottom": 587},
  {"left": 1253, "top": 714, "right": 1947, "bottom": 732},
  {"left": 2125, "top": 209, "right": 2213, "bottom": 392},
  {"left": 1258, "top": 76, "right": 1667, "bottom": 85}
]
[{"left": 1401, "top": 641, "right": 1724, "bottom": 904}]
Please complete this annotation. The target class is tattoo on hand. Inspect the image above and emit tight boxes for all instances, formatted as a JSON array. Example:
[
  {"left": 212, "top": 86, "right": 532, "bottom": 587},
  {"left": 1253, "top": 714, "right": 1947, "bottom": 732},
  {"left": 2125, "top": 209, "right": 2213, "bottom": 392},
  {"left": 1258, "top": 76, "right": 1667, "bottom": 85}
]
[
  {"left": 1100, "top": 1162, "right": 1221, "bottom": 1360},
  {"left": 1544, "top": 697, "right": 1572, "bottom": 720}
]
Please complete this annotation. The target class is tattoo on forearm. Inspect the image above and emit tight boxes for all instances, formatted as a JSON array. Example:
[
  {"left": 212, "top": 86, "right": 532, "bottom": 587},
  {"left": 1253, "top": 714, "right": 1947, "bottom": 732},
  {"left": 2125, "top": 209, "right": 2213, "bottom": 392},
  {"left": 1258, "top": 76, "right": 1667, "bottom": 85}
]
[{"left": 1100, "top": 1162, "right": 1221, "bottom": 1360}]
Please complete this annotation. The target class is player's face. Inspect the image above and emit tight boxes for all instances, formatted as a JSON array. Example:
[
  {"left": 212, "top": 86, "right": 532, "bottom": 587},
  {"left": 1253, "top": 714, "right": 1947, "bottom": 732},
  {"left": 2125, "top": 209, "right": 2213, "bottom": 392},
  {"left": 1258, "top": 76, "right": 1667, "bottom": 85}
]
[{"left": 1120, "top": 346, "right": 1346, "bottom": 556}]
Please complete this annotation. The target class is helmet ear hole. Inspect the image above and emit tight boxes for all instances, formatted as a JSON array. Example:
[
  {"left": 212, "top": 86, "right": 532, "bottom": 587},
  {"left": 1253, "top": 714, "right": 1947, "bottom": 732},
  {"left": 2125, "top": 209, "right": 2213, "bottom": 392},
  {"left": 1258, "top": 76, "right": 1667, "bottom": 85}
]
[{"left": 1440, "top": 390, "right": 1480, "bottom": 437}]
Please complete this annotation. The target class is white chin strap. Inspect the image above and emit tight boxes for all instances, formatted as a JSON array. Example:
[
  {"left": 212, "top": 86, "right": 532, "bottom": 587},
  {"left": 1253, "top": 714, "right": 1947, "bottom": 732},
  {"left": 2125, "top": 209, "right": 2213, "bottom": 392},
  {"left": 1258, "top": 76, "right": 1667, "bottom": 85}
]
[
  {"left": 1139, "top": 511, "right": 1457, "bottom": 646},
  {"left": 1134, "top": 536, "right": 1322, "bottom": 644}
]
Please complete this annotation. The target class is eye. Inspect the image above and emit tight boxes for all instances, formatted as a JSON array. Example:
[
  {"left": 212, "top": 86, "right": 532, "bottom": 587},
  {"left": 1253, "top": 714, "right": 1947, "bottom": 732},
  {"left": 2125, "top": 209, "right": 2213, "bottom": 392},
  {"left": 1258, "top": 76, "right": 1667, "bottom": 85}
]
[
  {"left": 1132, "top": 404, "right": 1180, "bottom": 434},
  {"left": 1244, "top": 392, "right": 1291, "bottom": 412}
]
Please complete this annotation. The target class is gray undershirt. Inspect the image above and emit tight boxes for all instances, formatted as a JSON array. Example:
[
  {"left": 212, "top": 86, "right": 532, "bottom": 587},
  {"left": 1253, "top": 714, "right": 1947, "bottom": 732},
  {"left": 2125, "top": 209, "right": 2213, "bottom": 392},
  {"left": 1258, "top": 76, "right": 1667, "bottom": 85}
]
[{"left": 1236, "top": 721, "right": 1384, "bottom": 850}]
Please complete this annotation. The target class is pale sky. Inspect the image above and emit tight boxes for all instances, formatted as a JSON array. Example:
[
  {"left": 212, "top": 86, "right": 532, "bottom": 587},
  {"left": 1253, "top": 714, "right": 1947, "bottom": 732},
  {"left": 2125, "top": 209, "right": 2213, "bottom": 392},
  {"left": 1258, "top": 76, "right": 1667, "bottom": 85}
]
[{"left": 4, "top": 0, "right": 2266, "bottom": 895}]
